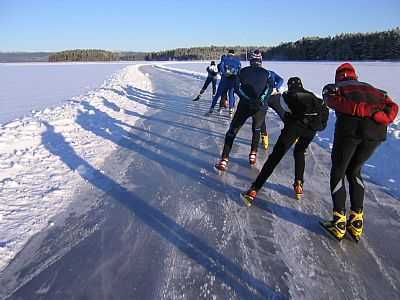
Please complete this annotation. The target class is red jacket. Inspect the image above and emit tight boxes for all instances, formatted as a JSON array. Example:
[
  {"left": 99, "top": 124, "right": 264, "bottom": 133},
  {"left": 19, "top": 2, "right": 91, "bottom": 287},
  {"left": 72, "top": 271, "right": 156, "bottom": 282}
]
[{"left": 323, "top": 80, "right": 398, "bottom": 126}]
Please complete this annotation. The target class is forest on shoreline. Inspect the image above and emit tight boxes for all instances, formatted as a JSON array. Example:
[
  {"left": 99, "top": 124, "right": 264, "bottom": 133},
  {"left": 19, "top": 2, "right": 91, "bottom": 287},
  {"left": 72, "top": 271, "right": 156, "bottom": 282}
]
[{"left": 2, "top": 28, "right": 398, "bottom": 63}]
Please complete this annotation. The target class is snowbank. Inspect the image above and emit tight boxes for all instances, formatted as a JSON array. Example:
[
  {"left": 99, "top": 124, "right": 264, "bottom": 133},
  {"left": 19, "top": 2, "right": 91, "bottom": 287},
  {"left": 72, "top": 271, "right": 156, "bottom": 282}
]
[{"left": 0, "top": 64, "right": 152, "bottom": 271}]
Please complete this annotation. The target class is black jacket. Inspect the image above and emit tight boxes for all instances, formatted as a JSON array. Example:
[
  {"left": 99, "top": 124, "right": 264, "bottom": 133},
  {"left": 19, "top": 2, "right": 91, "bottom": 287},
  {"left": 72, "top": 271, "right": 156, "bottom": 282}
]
[
  {"left": 283, "top": 87, "right": 328, "bottom": 134},
  {"left": 235, "top": 66, "right": 274, "bottom": 111}
]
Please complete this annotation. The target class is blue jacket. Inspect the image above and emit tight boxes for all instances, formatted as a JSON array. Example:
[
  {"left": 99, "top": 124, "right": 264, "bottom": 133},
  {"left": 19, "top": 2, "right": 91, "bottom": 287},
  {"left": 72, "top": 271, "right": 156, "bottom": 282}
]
[{"left": 220, "top": 54, "right": 241, "bottom": 78}]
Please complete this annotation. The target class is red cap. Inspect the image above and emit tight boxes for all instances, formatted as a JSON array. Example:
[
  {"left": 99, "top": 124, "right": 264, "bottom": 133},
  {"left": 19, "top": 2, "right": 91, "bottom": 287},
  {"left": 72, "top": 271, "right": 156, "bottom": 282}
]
[{"left": 335, "top": 63, "right": 358, "bottom": 83}]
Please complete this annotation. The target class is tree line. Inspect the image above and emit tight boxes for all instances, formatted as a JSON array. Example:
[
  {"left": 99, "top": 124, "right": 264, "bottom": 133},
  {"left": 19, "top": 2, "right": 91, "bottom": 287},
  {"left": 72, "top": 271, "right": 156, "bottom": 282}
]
[
  {"left": 48, "top": 28, "right": 400, "bottom": 62},
  {"left": 262, "top": 28, "right": 400, "bottom": 60},
  {"left": 48, "top": 49, "right": 119, "bottom": 62}
]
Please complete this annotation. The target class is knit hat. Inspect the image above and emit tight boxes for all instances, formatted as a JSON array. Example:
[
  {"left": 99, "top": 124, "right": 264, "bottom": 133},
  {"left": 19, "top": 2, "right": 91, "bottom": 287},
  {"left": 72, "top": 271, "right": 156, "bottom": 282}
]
[
  {"left": 335, "top": 63, "right": 358, "bottom": 82},
  {"left": 249, "top": 49, "right": 262, "bottom": 66}
]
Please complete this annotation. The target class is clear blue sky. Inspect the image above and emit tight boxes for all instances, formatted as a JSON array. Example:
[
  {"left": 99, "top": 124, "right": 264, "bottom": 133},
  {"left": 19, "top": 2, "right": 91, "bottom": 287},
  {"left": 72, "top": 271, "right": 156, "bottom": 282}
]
[{"left": 1, "top": 0, "right": 399, "bottom": 52}]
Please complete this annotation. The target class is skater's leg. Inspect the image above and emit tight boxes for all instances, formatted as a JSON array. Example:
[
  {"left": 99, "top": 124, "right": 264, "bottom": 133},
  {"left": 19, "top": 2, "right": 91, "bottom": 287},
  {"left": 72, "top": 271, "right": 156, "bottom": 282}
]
[
  {"left": 261, "top": 119, "right": 267, "bottom": 135},
  {"left": 221, "top": 101, "right": 251, "bottom": 158},
  {"left": 330, "top": 134, "right": 360, "bottom": 212},
  {"left": 200, "top": 77, "right": 212, "bottom": 94},
  {"left": 346, "top": 140, "right": 380, "bottom": 211},
  {"left": 212, "top": 78, "right": 217, "bottom": 96},
  {"left": 228, "top": 86, "right": 235, "bottom": 110},
  {"left": 252, "top": 124, "right": 298, "bottom": 190},
  {"left": 293, "top": 134, "right": 315, "bottom": 182},
  {"left": 210, "top": 77, "right": 226, "bottom": 110},
  {"left": 219, "top": 92, "right": 228, "bottom": 109},
  {"left": 250, "top": 110, "right": 267, "bottom": 152}
]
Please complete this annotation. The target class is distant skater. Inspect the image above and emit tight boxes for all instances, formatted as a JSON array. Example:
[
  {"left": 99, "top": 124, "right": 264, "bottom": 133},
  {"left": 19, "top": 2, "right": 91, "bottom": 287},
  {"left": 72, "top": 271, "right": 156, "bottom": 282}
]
[
  {"left": 241, "top": 76, "right": 328, "bottom": 205},
  {"left": 206, "top": 49, "right": 241, "bottom": 117},
  {"left": 193, "top": 61, "right": 219, "bottom": 101},
  {"left": 320, "top": 63, "right": 398, "bottom": 241},
  {"left": 217, "top": 56, "right": 228, "bottom": 109}
]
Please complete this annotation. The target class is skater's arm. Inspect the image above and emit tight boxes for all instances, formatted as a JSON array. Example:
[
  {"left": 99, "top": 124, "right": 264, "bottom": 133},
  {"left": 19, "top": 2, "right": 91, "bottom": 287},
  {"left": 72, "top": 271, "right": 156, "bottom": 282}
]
[
  {"left": 325, "top": 93, "right": 372, "bottom": 117},
  {"left": 323, "top": 84, "right": 393, "bottom": 119},
  {"left": 260, "top": 73, "right": 275, "bottom": 105},
  {"left": 234, "top": 72, "right": 244, "bottom": 97},
  {"left": 323, "top": 84, "right": 362, "bottom": 116},
  {"left": 372, "top": 95, "right": 399, "bottom": 125},
  {"left": 272, "top": 72, "right": 284, "bottom": 90}
]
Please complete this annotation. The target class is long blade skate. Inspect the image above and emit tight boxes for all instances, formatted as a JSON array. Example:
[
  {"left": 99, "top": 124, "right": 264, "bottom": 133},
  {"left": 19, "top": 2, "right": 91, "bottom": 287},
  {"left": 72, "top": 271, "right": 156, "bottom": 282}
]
[
  {"left": 319, "top": 220, "right": 345, "bottom": 241},
  {"left": 240, "top": 192, "right": 254, "bottom": 207}
]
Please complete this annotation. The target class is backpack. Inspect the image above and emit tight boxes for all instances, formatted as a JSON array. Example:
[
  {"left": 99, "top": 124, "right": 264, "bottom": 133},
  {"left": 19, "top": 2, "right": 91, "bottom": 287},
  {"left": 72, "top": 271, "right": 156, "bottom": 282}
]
[
  {"left": 286, "top": 91, "right": 329, "bottom": 131},
  {"left": 223, "top": 57, "right": 240, "bottom": 77},
  {"left": 225, "top": 64, "right": 239, "bottom": 76}
]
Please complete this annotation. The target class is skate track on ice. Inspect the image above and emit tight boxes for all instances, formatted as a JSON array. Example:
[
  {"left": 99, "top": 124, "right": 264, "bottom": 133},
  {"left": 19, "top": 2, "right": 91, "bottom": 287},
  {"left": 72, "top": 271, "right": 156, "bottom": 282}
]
[{"left": 1, "top": 65, "right": 399, "bottom": 299}]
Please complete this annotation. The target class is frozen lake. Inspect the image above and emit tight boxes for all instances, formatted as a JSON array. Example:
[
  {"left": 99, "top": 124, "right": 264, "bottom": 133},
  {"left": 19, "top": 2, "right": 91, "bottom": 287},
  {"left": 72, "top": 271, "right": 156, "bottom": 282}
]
[
  {"left": 0, "top": 62, "right": 138, "bottom": 124},
  {"left": 166, "top": 61, "right": 400, "bottom": 102}
]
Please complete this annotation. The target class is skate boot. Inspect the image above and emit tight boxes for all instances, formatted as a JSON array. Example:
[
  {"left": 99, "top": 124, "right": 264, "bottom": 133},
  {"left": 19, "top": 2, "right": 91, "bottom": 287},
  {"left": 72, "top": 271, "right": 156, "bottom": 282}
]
[
  {"left": 204, "top": 108, "right": 214, "bottom": 116},
  {"left": 193, "top": 94, "right": 201, "bottom": 101},
  {"left": 261, "top": 134, "right": 269, "bottom": 150},
  {"left": 347, "top": 209, "right": 364, "bottom": 242},
  {"left": 240, "top": 188, "right": 257, "bottom": 207},
  {"left": 293, "top": 180, "right": 304, "bottom": 200},
  {"left": 214, "top": 158, "right": 228, "bottom": 172},
  {"left": 320, "top": 211, "right": 347, "bottom": 241},
  {"left": 249, "top": 151, "right": 257, "bottom": 166}
]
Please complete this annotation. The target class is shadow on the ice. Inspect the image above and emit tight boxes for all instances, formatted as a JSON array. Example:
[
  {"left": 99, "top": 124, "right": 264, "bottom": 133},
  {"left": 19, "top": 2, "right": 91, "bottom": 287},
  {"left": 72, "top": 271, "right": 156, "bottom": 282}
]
[
  {"left": 87, "top": 102, "right": 253, "bottom": 184},
  {"left": 77, "top": 101, "right": 253, "bottom": 184},
  {"left": 107, "top": 85, "right": 247, "bottom": 140},
  {"left": 121, "top": 86, "right": 252, "bottom": 147},
  {"left": 41, "top": 122, "right": 286, "bottom": 300},
  {"left": 104, "top": 86, "right": 219, "bottom": 125},
  {"left": 255, "top": 184, "right": 325, "bottom": 236},
  {"left": 101, "top": 96, "right": 121, "bottom": 112}
]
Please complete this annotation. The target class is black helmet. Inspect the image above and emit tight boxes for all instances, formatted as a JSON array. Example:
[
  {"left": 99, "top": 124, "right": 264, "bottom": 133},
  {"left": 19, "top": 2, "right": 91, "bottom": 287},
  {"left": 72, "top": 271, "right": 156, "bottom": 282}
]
[
  {"left": 210, "top": 61, "right": 215, "bottom": 65},
  {"left": 287, "top": 77, "right": 303, "bottom": 90},
  {"left": 228, "top": 49, "right": 235, "bottom": 55}
]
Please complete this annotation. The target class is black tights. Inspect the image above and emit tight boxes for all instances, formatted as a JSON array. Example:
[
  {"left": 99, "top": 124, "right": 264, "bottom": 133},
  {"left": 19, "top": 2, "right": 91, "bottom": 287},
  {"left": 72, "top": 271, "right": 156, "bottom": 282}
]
[
  {"left": 221, "top": 100, "right": 266, "bottom": 159},
  {"left": 330, "top": 134, "right": 380, "bottom": 212},
  {"left": 252, "top": 122, "right": 315, "bottom": 190}
]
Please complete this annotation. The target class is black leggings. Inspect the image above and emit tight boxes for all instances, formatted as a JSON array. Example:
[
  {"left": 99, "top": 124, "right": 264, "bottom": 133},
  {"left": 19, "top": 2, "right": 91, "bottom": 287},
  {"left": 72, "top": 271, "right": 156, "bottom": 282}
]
[
  {"left": 261, "top": 120, "right": 267, "bottom": 135},
  {"left": 200, "top": 77, "right": 217, "bottom": 95},
  {"left": 221, "top": 100, "right": 266, "bottom": 158},
  {"left": 330, "top": 134, "right": 380, "bottom": 212},
  {"left": 252, "top": 122, "right": 315, "bottom": 190}
]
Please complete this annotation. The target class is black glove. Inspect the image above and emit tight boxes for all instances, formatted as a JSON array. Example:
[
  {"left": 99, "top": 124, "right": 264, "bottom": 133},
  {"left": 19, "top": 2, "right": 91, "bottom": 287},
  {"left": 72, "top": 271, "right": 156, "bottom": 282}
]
[{"left": 322, "top": 84, "right": 338, "bottom": 98}]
